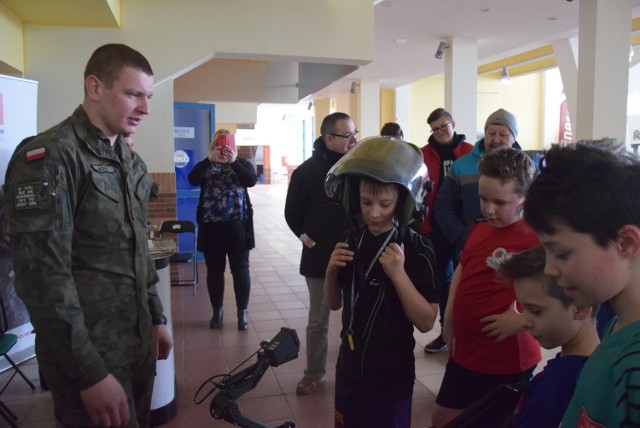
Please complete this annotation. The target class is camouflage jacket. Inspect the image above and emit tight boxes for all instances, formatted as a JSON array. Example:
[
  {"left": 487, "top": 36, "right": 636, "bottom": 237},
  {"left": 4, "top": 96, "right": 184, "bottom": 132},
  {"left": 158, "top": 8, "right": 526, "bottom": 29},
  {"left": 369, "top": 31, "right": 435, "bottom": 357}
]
[{"left": 3, "top": 106, "right": 163, "bottom": 391}]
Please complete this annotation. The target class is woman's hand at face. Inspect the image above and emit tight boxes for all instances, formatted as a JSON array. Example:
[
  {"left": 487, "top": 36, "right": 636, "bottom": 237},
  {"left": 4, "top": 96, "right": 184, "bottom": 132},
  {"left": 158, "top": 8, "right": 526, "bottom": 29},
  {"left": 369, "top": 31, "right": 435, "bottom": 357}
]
[
  {"left": 207, "top": 144, "right": 219, "bottom": 162},
  {"left": 226, "top": 147, "right": 237, "bottom": 163},
  {"left": 208, "top": 145, "right": 237, "bottom": 163}
]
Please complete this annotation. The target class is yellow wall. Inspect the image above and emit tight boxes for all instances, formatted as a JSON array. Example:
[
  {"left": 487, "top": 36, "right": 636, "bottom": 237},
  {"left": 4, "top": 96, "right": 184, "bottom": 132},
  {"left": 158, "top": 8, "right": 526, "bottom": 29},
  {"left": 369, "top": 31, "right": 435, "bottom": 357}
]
[
  {"left": 314, "top": 98, "right": 331, "bottom": 137},
  {"left": 477, "top": 73, "right": 543, "bottom": 150},
  {"left": 503, "top": 73, "right": 543, "bottom": 150},
  {"left": 380, "top": 89, "right": 396, "bottom": 128},
  {"left": 333, "top": 93, "right": 357, "bottom": 126},
  {"left": 0, "top": 3, "right": 23, "bottom": 75},
  {"left": 406, "top": 73, "right": 543, "bottom": 149},
  {"left": 107, "top": 0, "right": 121, "bottom": 25},
  {"left": 408, "top": 76, "right": 444, "bottom": 146}
]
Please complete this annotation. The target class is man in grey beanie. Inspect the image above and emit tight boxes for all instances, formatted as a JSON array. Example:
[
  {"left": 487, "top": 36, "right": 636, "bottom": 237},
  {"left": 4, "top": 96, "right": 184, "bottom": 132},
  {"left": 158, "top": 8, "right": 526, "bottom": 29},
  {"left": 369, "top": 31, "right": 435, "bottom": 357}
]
[{"left": 432, "top": 109, "right": 521, "bottom": 272}]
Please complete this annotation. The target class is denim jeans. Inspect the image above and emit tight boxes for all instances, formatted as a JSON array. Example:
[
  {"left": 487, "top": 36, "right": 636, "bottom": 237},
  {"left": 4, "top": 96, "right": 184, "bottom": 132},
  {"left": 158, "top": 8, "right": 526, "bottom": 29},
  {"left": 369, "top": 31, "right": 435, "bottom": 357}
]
[
  {"left": 428, "top": 226, "right": 456, "bottom": 327},
  {"left": 303, "top": 276, "right": 330, "bottom": 381}
]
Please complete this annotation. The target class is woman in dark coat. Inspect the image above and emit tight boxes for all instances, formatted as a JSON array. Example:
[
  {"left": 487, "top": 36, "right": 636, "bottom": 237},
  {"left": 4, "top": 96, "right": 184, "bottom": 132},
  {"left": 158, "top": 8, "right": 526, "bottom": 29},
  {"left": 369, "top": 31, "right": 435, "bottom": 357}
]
[{"left": 188, "top": 129, "right": 257, "bottom": 330}]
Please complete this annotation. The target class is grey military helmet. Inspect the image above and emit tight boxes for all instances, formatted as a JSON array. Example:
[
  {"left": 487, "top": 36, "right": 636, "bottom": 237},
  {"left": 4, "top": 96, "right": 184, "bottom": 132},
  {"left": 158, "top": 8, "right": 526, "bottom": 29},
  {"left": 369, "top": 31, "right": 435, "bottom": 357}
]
[{"left": 324, "top": 136, "right": 431, "bottom": 225}]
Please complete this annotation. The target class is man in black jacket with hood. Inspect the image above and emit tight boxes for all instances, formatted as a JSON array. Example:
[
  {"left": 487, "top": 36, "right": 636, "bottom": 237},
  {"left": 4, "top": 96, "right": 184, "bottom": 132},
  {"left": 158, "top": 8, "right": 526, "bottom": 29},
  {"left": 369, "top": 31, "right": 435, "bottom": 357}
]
[{"left": 285, "top": 112, "right": 358, "bottom": 395}]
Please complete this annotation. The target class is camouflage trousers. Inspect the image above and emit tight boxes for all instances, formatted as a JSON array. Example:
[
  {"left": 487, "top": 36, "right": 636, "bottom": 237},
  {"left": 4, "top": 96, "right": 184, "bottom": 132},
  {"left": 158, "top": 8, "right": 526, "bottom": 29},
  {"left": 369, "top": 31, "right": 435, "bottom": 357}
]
[{"left": 40, "top": 342, "right": 156, "bottom": 428}]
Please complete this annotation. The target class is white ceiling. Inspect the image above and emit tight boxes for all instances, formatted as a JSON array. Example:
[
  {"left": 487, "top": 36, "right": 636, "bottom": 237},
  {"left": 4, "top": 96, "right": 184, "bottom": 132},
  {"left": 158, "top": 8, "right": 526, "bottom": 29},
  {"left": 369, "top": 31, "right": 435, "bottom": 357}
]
[
  {"left": 3, "top": 0, "right": 639, "bottom": 104},
  {"left": 312, "top": 0, "right": 640, "bottom": 100}
]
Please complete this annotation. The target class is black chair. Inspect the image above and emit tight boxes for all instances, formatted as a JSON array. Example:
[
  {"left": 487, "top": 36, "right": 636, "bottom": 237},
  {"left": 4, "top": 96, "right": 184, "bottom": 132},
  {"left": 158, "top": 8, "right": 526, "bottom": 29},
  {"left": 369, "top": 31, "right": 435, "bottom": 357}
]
[
  {"left": 159, "top": 220, "right": 198, "bottom": 295},
  {"left": 0, "top": 295, "right": 36, "bottom": 402}
]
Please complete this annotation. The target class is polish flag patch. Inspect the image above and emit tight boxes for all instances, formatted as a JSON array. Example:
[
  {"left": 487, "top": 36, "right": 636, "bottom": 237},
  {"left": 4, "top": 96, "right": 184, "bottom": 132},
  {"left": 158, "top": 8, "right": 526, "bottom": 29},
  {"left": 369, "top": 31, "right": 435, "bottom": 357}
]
[{"left": 26, "top": 147, "right": 46, "bottom": 162}]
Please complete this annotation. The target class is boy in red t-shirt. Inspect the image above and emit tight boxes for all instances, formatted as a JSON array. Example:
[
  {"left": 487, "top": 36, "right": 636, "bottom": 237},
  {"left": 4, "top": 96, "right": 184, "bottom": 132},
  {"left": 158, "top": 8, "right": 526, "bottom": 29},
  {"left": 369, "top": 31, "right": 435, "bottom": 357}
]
[{"left": 431, "top": 147, "right": 541, "bottom": 427}]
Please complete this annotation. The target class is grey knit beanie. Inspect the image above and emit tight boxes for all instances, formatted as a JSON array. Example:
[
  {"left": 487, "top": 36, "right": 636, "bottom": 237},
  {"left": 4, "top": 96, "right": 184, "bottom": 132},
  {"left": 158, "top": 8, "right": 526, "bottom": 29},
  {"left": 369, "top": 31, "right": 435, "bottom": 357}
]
[{"left": 485, "top": 108, "right": 518, "bottom": 139}]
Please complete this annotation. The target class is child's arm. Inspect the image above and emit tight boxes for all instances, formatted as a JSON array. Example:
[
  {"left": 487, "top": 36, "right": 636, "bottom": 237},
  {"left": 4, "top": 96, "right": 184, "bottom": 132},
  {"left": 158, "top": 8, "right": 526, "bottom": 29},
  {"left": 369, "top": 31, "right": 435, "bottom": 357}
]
[
  {"left": 443, "top": 264, "right": 463, "bottom": 354},
  {"left": 480, "top": 301, "right": 528, "bottom": 342},
  {"left": 379, "top": 243, "right": 438, "bottom": 333},
  {"left": 323, "top": 242, "right": 353, "bottom": 310}
]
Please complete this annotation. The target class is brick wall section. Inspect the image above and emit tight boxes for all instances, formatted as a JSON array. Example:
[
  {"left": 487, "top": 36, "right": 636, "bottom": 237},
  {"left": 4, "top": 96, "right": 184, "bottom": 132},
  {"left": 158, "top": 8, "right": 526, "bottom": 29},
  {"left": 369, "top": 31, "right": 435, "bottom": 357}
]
[
  {"left": 147, "top": 172, "right": 182, "bottom": 284},
  {"left": 148, "top": 172, "right": 177, "bottom": 224}
]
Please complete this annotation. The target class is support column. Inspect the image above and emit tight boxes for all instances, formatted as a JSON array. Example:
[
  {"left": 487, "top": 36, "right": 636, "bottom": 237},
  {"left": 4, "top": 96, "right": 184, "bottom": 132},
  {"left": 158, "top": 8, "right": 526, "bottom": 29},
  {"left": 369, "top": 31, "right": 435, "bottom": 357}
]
[
  {"left": 553, "top": 38, "right": 579, "bottom": 126},
  {"left": 358, "top": 78, "right": 381, "bottom": 138},
  {"left": 445, "top": 37, "right": 478, "bottom": 141},
  {"left": 575, "top": 0, "right": 632, "bottom": 142}
]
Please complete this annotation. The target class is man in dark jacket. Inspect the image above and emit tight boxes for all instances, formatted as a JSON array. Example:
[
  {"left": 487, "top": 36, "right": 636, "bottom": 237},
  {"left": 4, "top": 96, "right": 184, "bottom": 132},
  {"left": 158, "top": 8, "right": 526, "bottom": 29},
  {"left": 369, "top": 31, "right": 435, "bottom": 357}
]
[{"left": 284, "top": 112, "right": 357, "bottom": 395}]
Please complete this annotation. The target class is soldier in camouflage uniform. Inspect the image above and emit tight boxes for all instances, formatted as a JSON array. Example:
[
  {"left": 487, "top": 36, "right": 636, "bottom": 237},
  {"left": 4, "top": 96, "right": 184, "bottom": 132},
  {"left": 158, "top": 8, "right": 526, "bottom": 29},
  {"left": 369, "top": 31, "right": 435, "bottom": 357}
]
[{"left": 3, "top": 44, "right": 171, "bottom": 428}]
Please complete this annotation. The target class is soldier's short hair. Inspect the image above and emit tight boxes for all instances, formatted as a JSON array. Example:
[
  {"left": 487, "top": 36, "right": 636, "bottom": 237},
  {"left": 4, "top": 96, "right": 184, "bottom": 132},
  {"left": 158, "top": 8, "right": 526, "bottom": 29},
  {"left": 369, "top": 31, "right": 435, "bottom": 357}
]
[{"left": 84, "top": 44, "right": 153, "bottom": 89}]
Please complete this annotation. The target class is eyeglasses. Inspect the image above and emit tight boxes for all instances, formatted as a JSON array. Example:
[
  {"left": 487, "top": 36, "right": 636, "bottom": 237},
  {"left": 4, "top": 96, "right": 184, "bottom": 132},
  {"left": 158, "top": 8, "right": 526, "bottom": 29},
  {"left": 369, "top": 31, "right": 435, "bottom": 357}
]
[
  {"left": 329, "top": 131, "right": 359, "bottom": 139},
  {"left": 430, "top": 122, "right": 451, "bottom": 134}
]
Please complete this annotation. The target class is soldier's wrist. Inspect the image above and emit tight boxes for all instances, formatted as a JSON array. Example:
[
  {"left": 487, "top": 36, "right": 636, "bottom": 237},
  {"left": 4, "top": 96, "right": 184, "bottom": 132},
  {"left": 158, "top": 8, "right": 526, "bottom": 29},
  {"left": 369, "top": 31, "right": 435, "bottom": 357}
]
[{"left": 152, "top": 314, "right": 167, "bottom": 326}]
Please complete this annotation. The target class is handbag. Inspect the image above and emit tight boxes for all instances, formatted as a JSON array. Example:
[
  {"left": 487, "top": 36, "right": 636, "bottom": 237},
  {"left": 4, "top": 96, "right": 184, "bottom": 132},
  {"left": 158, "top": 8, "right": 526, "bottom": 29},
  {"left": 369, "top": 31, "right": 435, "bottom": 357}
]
[
  {"left": 244, "top": 189, "right": 255, "bottom": 250},
  {"left": 443, "top": 382, "right": 526, "bottom": 428}
]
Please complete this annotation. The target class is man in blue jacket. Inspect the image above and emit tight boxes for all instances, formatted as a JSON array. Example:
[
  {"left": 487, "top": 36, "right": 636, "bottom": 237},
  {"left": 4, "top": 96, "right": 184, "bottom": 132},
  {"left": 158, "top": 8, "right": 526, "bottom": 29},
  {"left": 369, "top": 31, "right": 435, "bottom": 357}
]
[
  {"left": 284, "top": 112, "right": 358, "bottom": 395},
  {"left": 434, "top": 109, "right": 521, "bottom": 258}
]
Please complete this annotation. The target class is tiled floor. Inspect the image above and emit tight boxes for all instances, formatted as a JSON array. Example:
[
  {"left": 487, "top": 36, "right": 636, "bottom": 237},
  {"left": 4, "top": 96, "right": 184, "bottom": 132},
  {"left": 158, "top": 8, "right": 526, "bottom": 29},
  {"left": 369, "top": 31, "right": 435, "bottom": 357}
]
[{"left": 0, "top": 182, "right": 555, "bottom": 427}]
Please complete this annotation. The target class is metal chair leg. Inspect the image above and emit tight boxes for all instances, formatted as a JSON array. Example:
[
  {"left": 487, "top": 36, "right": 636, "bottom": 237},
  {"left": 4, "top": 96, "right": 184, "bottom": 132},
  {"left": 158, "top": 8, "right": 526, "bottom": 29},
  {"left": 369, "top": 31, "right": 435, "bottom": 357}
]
[
  {"left": 0, "top": 354, "right": 36, "bottom": 395},
  {"left": 0, "top": 399, "right": 18, "bottom": 427}
]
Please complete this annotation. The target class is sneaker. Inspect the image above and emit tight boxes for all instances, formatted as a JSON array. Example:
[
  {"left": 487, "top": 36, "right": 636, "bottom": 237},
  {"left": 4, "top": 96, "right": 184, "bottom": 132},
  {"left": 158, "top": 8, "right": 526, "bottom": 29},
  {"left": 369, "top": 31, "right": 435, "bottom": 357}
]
[
  {"left": 296, "top": 376, "right": 325, "bottom": 395},
  {"left": 424, "top": 334, "right": 447, "bottom": 354}
]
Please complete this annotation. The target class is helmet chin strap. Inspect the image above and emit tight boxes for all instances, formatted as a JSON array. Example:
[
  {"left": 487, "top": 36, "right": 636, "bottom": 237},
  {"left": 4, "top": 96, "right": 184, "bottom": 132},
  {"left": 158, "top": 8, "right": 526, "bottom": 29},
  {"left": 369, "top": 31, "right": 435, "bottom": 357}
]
[{"left": 392, "top": 217, "right": 406, "bottom": 244}]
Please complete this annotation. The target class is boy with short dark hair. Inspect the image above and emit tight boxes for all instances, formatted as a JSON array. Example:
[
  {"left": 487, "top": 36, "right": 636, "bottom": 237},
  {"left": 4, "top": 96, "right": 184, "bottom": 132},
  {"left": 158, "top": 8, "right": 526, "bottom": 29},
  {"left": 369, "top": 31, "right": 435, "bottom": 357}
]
[
  {"left": 499, "top": 245, "right": 600, "bottom": 428},
  {"left": 524, "top": 141, "right": 640, "bottom": 427},
  {"left": 431, "top": 147, "right": 541, "bottom": 427}
]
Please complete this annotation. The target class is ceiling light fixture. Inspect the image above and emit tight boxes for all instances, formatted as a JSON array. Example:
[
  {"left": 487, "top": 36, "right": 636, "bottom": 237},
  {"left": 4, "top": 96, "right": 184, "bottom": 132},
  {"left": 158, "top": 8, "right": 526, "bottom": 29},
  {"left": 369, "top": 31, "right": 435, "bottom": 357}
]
[
  {"left": 499, "top": 67, "right": 511, "bottom": 85},
  {"left": 435, "top": 41, "right": 449, "bottom": 60}
]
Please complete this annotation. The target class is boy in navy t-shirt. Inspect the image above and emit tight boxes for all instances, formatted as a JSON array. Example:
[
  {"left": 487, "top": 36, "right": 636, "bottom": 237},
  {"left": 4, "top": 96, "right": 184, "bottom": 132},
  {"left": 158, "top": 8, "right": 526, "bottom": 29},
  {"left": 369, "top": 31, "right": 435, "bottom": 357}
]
[{"left": 499, "top": 245, "right": 600, "bottom": 427}]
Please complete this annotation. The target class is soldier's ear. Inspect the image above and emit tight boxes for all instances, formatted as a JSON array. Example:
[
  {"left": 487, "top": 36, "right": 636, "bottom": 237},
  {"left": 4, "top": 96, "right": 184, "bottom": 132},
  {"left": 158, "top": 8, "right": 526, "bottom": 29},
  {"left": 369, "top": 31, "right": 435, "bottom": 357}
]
[{"left": 85, "top": 75, "right": 102, "bottom": 101}]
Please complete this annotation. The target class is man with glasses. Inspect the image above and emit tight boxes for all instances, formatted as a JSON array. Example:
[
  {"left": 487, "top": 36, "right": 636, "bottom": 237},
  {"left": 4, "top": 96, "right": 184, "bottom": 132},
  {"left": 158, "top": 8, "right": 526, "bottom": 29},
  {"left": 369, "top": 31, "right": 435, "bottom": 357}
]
[
  {"left": 434, "top": 108, "right": 521, "bottom": 272},
  {"left": 285, "top": 112, "right": 358, "bottom": 395},
  {"left": 420, "top": 108, "right": 473, "bottom": 354}
]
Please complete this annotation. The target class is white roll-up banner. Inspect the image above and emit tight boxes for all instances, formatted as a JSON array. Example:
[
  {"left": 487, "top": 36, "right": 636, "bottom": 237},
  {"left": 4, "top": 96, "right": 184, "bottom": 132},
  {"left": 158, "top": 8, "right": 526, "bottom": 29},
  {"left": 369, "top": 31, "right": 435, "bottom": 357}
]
[{"left": 0, "top": 74, "right": 38, "bottom": 371}]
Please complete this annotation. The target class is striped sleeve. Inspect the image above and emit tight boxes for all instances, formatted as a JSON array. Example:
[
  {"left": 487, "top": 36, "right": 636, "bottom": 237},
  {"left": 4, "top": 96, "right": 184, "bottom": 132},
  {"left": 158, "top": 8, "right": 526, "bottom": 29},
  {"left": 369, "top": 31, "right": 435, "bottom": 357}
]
[{"left": 614, "top": 335, "right": 640, "bottom": 427}]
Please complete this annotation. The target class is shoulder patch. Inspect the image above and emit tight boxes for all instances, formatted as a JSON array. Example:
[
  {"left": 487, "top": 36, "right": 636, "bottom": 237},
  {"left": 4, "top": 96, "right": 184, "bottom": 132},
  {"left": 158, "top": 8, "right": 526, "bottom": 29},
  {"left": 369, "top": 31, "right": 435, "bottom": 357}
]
[
  {"left": 25, "top": 147, "right": 46, "bottom": 162},
  {"left": 14, "top": 181, "right": 53, "bottom": 211}
]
